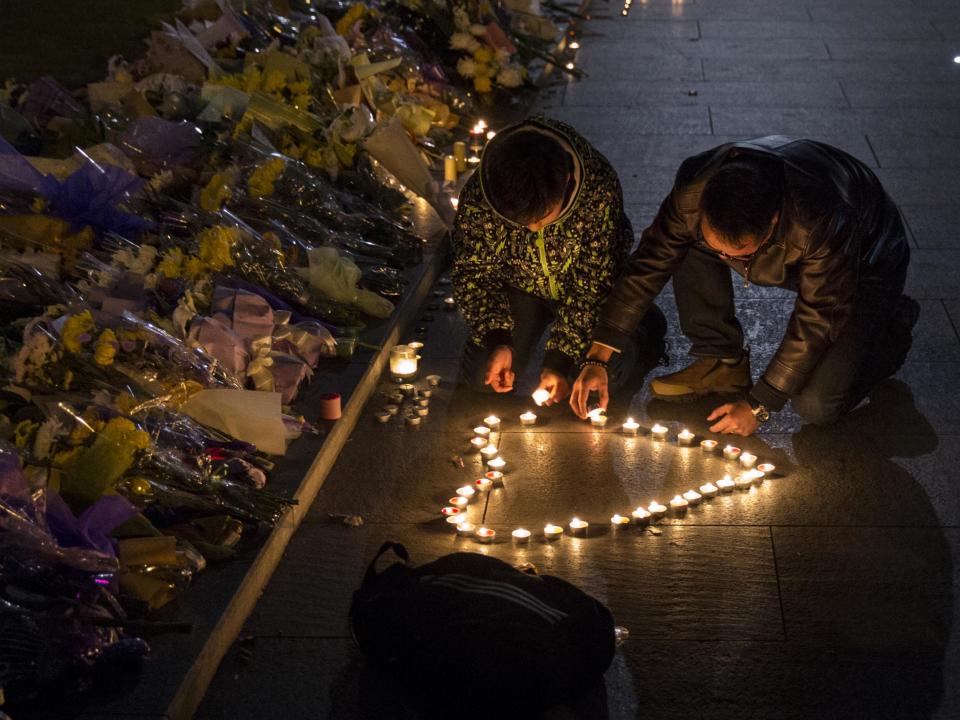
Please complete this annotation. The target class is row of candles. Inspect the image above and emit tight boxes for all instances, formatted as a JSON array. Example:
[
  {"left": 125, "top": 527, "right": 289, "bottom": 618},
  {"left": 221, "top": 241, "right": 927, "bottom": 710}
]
[
  {"left": 444, "top": 120, "right": 496, "bottom": 185},
  {"left": 442, "top": 399, "right": 777, "bottom": 543}
]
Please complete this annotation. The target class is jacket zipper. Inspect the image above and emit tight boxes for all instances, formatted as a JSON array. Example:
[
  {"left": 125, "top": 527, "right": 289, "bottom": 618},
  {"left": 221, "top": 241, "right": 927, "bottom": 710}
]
[{"left": 536, "top": 229, "right": 560, "bottom": 300}]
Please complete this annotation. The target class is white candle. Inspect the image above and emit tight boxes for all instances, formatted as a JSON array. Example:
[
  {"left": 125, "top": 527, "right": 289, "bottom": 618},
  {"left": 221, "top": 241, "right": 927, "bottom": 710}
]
[
  {"left": 407, "top": 341, "right": 424, "bottom": 351},
  {"left": 569, "top": 517, "right": 589, "bottom": 536},
  {"left": 456, "top": 521, "right": 476, "bottom": 536},
  {"left": 470, "top": 437, "right": 487, "bottom": 450},
  {"left": 443, "top": 296, "right": 456, "bottom": 311},
  {"left": 480, "top": 444, "right": 499, "bottom": 459},
  {"left": 441, "top": 506, "right": 461, "bottom": 517},
  {"left": 485, "top": 471, "right": 504, "bottom": 486},
  {"left": 483, "top": 415, "right": 501, "bottom": 430},
  {"left": 446, "top": 514, "right": 467, "bottom": 526},
  {"left": 426, "top": 374, "right": 442, "bottom": 387},
  {"left": 651, "top": 423, "right": 669, "bottom": 440},
  {"left": 375, "top": 411, "right": 391, "bottom": 423},
  {"left": 701, "top": 439, "right": 718, "bottom": 453},
  {"left": 544, "top": 523, "right": 564, "bottom": 540},
  {"left": 735, "top": 474, "right": 753, "bottom": 489},
  {"left": 419, "top": 389, "right": 433, "bottom": 398},
  {"left": 389, "top": 391, "right": 404, "bottom": 404},
  {"left": 415, "top": 407, "right": 429, "bottom": 417},
  {"left": 474, "top": 425, "right": 491, "bottom": 438},
  {"left": 384, "top": 404, "right": 400, "bottom": 416},
  {"left": 532, "top": 388, "right": 550, "bottom": 406},
  {"left": 486, "top": 130, "right": 496, "bottom": 141},
  {"left": 406, "top": 415, "right": 422, "bottom": 426},
  {"left": 610, "top": 513, "right": 631, "bottom": 527},
  {"left": 717, "top": 475, "right": 735, "bottom": 492},
  {"left": 456, "top": 485, "right": 476, "bottom": 499},
  {"left": 682, "top": 489, "right": 702, "bottom": 505},
  {"left": 739, "top": 451, "right": 757, "bottom": 468},
  {"left": 648, "top": 501, "right": 667, "bottom": 517},
  {"left": 476, "top": 527, "right": 496, "bottom": 543},
  {"left": 632, "top": 507, "right": 651, "bottom": 524},
  {"left": 519, "top": 411, "right": 537, "bottom": 426},
  {"left": 678, "top": 429, "right": 695, "bottom": 446},
  {"left": 723, "top": 445, "right": 742, "bottom": 461},
  {"left": 588, "top": 409, "right": 608, "bottom": 427},
  {"left": 670, "top": 494, "right": 689, "bottom": 511},
  {"left": 622, "top": 417, "right": 640, "bottom": 436},
  {"left": 486, "top": 456, "right": 506, "bottom": 471},
  {"left": 757, "top": 463, "right": 776, "bottom": 475},
  {"left": 511, "top": 528, "right": 531, "bottom": 543},
  {"left": 569, "top": 40, "right": 580, "bottom": 49},
  {"left": 746, "top": 469, "right": 766, "bottom": 485},
  {"left": 399, "top": 383, "right": 415, "bottom": 396},
  {"left": 474, "top": 477, "right": 492, "bottom": 492},
  {"left": 449, "top": 496, "right": 469, "bottom": 508},
  {"left": 416, "top": 398, "right": 429, "bottom": 408},
  {"left": 699, "top": 482, "right": 718, "bottom": 497}
]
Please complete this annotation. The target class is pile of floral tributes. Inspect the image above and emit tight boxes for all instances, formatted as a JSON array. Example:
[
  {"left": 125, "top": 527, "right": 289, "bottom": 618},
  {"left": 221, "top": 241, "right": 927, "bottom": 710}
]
[{"left": 0, "top": 0, "right": 581, "bottom": 707}]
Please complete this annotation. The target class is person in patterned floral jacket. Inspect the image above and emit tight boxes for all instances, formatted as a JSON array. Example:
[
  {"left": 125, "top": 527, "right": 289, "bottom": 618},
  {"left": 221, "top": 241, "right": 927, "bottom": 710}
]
[{"left": 452, "top": 116, "right": 666, "bottom": 406}]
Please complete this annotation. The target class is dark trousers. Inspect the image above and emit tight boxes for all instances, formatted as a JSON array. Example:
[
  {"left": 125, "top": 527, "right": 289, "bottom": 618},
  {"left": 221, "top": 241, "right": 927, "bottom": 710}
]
[
  {"left": 461, "top": 287, "right": 667, "bottom": 392},
  {"left": 673, "top": 245, "right": 913, "bottom": 425}
]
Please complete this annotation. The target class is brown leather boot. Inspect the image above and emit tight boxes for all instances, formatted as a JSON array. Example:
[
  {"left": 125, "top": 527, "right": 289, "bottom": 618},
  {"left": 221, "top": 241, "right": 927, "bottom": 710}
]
[{"left": 650, "top": 355, "right": 751, "bottom": 400}]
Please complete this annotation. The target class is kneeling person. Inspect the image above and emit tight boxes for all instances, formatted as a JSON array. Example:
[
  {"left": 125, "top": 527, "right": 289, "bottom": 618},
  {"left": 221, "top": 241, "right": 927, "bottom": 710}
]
[
  {"left": 453, "top": 116, "right": 665, "bottom": 404},
  {"left": 573, "top": 136, "right": 916, "bottom": 433}
]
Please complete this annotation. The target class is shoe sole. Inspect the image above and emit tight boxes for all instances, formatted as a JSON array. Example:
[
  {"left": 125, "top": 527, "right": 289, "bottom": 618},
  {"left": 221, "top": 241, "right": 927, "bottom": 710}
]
[{"left": 651, "top": 386, "right": 750, "bottom": 402}]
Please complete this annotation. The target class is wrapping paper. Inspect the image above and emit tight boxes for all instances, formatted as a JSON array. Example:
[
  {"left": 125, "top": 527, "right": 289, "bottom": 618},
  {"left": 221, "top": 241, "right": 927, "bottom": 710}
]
[{"left": 181, "top": 389, "right": 290, "bottom": 454}]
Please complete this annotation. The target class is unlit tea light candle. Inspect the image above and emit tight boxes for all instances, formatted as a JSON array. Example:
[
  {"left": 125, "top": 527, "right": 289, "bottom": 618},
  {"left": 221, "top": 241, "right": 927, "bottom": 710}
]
[
  {"left": 622, "top": 417, "right": 640, "bottom": 436},
  {"left": 723, "top": 445, "right": 742, "bottom": 461},
  {"left": 701, "top": 439, "right": 718, "bottom": 453},
  {"left": 375, "top": 411, "right": 391, "bottom": 423},
  {"left": 426, "top": 375, "right": 442, "bottom": 387},
  {"left": 519, "top": 411, "right": 537, "bottom": 426},
  {"left": 678, "top": 429, "right": 695, "bottom": 446},
  {"left": 651, "top": 423, "right": 669, "bottom": 440}
]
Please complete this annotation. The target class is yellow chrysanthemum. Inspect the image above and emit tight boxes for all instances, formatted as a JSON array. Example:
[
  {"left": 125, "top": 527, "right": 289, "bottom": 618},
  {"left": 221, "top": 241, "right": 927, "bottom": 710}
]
[
  {"left": 13, "top": 419, "right": 38, "bottom": 450},
  {"left": 473, "top": 75, "right": 493, "bottom": 93},
  {"left": 61, "top": 310, "right": 95, "bottom": 353},
  {"left": 199, "top": 170, "right": 236, "bottom": 212},
  {"left": 183, "top": 256, "right": 206, "bottom": 281},
  {"left": 198, "top": 226, "right": 241, "bottom": 272},
  {"left": 156, "top": 247, "right": 184, "bottom": 279},
  {"left": 336, "top": 3, "right": 367, "bottom": 35},
  {"left": 261, "top": 69, "right": 287, "bottom": 94},
  {"left": 248, "top": 157, "right": 285, "bottom": 198},
  {"left": 93, "top": 328, "right": 118, "bottom": 367},
  {"left": 472, "top": 47, "right": 494, "bottom": 64}
]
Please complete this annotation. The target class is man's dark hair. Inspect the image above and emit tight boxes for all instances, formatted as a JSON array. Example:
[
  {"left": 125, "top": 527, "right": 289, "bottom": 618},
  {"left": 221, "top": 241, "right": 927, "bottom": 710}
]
[
  {"left": 483, "top": 130, "right": 572, "bottom": 225},
  {"left": 699, "top": 157, "right": 782, "bottom": 248}
]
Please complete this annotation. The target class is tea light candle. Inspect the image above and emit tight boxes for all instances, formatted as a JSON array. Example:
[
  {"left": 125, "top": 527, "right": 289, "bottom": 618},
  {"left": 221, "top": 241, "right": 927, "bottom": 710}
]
[
  {"left": 519, "top": 411, "right": 537, "bottom": 426},
  {"left": 470, "top": 437, "right": 487, "bottom": 450},
  {"left": 407, "top": 341, "right": 424, "bottom": 351},
  {"left": 682, "top": 489, "right": 702, "bottom": 505},
  {"left": 699, "top": 482, "right": 718, "bottom": 497},
  {"left": 487, "top": 456, "right": 506, "bottom": 471},
  {"left": 456, "top": 485, "right": 476, "bottom": 499},
  {"left": 670, "top": 494, "right": 689, "bottom": 511},
  {"left": 476, "top": 527, "right": 496, "bottom": 543},
  {"left": 739, "top": 451, "right": 757, "bottom": 469},
  {"left": 449, "top": 496, "right": 469, "bottom": 509},
  {"left": 483, "top": 415, "right": 501, "bottom": 430},
  {"left": 511, "top": 528, "right": 531, "bottom": 543},
  {"left": 389, "top": 345, "right": 418, "bottom": 381},
  {"left": 426, "top": 374, "right": 442, "bottom": 387},
  {"left": 485, "top": 471, "right": 504, "bottom": 486},
  {"left": 480, "top": 444, "right": 499, "bottom": 460},
  {"left": 375, "top": 411, "right": 391, "bottom": 423},
  {"left": 416, "top": 398, "right": 429, "bottom": 408},
  {"left": 678, "top": 429, "right": 695, "bottom": 446},
  {"left": 389, "top": 391, "right": 404, "bottom": 404},
  {"left": 419, "top": 388, "right": 433, "bottom": 399},
  {"left": 610, "top": 514, "right": 631, "bottom": 527},
  {"left": 544, "top": 523, "right": 564, "bottom": 540},
  {"left": 651, "top": 423, "right": 669, "bottom": 440},
  {"left": 569, "top": 517, "right": 589, "bottom": 536},
  {"left": 746, "top": 469, "right": 766, "bottom": 485},
  {"left": 406, "top": 415, "right": 422, "bottom": 426},
  {"left": 446, "top": 514, "right": 467, "bottom": 526},
  {"left": 734, "top": 474, "right": 753, "bottom": 490},
  {"left": 532, "top": 388, "right": 550, "bottom": 406},
  {"left": 474, "top": 425, "right": 491, "bottom": 438},
  {"left": 399, "top": 383, "right": 415, "bottom": 396},
  {"left": 456, "top": 522, "right": 476, "bottom": 536},
  {"left": 648, "top": 501, "right": 667, "bottom": 518},
  {"left": 717, "top": 475, "right": 735, "bottom": 492},
  {"left": 701, "top": 439, "right": 718, "bottom": 453},
  {"left": 415, "top": 407, "right": 429, "bottom": 417},
  {"left": 441, "top": 506, "right": 461, "bottom": 517},
  {"left": 723, "top": 445, "right": 742, "bottom": 461},
  {"left": 632, "top": 507, "right": 651, "bottom": 524},
  {"left": 384, "top": 404, "right": 400, "bottom": 416},
  {"left": 590, "top": 411, "right": 608, "bottom": 428},
  {"left": 622, "top": 417, "right": 640, "bottom": 436},
  {"left": 474, "top": 477, "right": 492, "bottom": 492},
  {"left": 443, "top": 296, "right": 456, "bottom": 311},
  {"left": 757, "top": 463, "right": 776, "bottom": 475}
]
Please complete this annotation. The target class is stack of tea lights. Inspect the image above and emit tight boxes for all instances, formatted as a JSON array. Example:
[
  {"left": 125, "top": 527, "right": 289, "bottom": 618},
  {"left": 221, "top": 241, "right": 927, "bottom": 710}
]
[{"left": 437, "top": 389, "right": 782, "bottom": 545}]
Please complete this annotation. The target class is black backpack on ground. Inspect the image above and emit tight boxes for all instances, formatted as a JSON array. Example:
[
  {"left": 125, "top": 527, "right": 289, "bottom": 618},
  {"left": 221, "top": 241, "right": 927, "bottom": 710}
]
[{"left": 349, "top": 542, "right": 616, "bottom": 717}]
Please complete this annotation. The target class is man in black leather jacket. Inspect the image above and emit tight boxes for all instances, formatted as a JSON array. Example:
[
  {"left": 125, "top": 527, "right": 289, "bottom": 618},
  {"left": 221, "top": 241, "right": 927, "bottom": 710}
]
[{"left": 570, "top": 136, "right": 917, "bottom": 435}]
